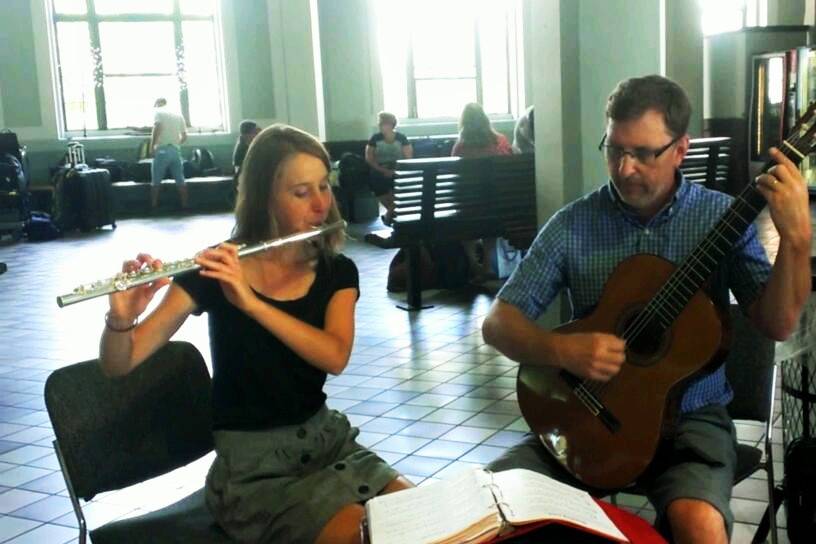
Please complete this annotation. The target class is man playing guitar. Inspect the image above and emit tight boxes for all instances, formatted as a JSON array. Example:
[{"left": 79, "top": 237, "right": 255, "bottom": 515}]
[{"left": 483, "top": 75, "right": 812, "bottom": 543}]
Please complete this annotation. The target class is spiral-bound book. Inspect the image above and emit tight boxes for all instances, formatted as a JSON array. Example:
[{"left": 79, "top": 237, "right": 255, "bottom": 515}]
[{"left": 365, "top": 468, "right": 632, "bottom": 544}]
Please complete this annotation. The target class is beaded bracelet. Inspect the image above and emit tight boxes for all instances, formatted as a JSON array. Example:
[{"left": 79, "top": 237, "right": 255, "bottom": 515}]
[{"left": 105, "top": 311, "right": 138, "bottom": 333}]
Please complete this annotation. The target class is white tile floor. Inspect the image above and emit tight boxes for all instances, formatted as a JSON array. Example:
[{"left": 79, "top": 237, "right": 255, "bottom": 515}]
[{"left": 0, "top": 212, "right": 794, "bottom": 542}]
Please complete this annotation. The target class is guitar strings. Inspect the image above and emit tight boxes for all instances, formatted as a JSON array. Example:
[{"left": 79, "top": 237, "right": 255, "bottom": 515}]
[
  {"left": 619, "top": 126, "right": 810, "bottom": 348},
  {"left": 579, "top": 125, "right": 811, "bottom": 398},
  {"left": 583, "top": 129, "right": 808, "bottom": 395}
]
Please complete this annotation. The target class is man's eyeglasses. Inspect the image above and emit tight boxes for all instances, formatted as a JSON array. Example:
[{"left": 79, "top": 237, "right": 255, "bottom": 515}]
[{"left": 598, "top": 134, "right": 681, "bottom": 165}]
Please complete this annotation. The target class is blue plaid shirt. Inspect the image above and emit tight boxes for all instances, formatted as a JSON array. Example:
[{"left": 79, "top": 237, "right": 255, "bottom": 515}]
[{"left": 499, "top": 173, "right": 772, "bottom": 412}]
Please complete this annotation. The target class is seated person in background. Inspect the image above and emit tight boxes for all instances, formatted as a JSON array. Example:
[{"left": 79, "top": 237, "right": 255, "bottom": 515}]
[
  {"left": 512, "top": 105, "right": 535, "bottom": 154},
  {"left": 452, "top": 102, "right": 513, "bottom": 158},
  {"left": 233, "top": 119, "right": 261, "bottom": 178},
  {"left": 365, "top": 111, "right": 413, "bottom": 226},
  {"left": 100, "top": 124, "right": 413, "bottom": 544},
  {"left": 150, "top": 97, "right": 188, "bottom": 212},
  {"left": 482, "top": 75, "right": 811, "bottom": 544},
  {"left": 452, "top": 102, "right": 512, "bottom": 282}
]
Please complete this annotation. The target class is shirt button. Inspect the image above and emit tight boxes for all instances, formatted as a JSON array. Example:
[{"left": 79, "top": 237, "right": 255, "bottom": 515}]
[
  {"left": 334, "top": 462, "right": 346, "bottom": 471},
  {"left": 358, "top": 484, "right": 370, "bottom": 495},
  {"left": 296, "top": 428, "right": 307, "bottom": 439},
  {"left": 301, "top": 453, "right": 311, "bottom": 464}
]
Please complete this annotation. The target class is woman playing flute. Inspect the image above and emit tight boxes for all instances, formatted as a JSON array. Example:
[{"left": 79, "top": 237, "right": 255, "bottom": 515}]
[{"left": 99, "top": 124, "right": 412, "bottom": 543}]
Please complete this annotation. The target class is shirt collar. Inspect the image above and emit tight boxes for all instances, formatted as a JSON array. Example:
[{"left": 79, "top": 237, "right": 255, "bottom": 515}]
[{"left": 606, "top": 170, "right": 688, "bottom": 227}]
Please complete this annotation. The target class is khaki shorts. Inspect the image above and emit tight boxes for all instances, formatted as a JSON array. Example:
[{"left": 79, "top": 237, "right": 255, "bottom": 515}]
[
  {"left": 487, "top": 404, "right": 737, "bottom": 539},
  {"left": 205, "top": 405, "right": 398, "bottom": 543}
]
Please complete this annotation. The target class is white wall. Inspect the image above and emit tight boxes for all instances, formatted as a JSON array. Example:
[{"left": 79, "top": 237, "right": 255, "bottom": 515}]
[
  {"left": 576, "top": 0, "right": 663, "bottom": 192},
  {"left": 269, "top": 0, "right": 323, "bottom": 137},
  {"left": 665, "top": 0, "right": 704, "bottom": 137}
]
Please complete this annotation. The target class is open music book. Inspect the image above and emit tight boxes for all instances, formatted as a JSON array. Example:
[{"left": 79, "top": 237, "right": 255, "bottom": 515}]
[{"left": 365, "top": 468, "right": 629, "bottom": 544}]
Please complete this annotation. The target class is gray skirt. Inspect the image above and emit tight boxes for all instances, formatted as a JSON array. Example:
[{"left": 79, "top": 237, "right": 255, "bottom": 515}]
[{"left": 205, "top": 405, "right": 398, "bottom": 543}]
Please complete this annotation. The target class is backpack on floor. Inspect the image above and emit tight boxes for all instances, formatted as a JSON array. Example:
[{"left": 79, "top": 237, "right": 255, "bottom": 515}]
[
  {"left": 429, "top": 241, "right": 470, "bottom": 289},
  {"left": 338, "top": 152, "right": 370, "bottom": 192},
  {"left": 25, "top": 211, "right": 62, "bottom": 241},
  {"left": 0, "top": 152, "right": 26, "bottom": 192},
  {"left": 387, "top": 246, "right": 436, "bottom": 293}
]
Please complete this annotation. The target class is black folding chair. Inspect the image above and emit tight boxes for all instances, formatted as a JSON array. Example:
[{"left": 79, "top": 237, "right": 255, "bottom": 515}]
[{"left": 44, "top": 341, "right": 231, "bottom": 543}]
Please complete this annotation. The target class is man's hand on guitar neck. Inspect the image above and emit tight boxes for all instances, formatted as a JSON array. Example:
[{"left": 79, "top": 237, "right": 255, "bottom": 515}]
[
  {"left": 749, "top": 147, "right": 812, "bottom": 341},
  {"left": 756, "top": 147, "right": 812, "bottom": 251}
]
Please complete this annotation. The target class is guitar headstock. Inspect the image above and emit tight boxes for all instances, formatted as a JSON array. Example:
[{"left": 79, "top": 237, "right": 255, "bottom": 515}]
[{"left": 782, "top": 101, "right": 816, "bottom": 164}]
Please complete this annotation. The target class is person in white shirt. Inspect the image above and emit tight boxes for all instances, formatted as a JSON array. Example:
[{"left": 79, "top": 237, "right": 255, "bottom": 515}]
[{"left": 150, "top": 97, "right": 188, "bottom": 212}]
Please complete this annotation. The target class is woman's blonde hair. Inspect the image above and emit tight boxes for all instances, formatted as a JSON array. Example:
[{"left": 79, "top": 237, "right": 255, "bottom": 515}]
[
  {"left": 232, "top": 124, "right": 344, "bottom": 253},
  {"left": 458, "top": 102, "right": 499, "bottom": 148}
]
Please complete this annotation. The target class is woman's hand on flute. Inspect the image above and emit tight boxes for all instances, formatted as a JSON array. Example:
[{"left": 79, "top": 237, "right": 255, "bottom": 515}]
[
  {"left": 196, "top": 243, "right": 259, "bottom": 313},
  {"left": 108, "top": 253, "right": 170, "bottom": 324}
]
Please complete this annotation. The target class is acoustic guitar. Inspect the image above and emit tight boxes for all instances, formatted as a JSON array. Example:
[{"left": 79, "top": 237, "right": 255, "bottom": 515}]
[{"left": 517, "top": 104, "right": 816, "bottom": 491}]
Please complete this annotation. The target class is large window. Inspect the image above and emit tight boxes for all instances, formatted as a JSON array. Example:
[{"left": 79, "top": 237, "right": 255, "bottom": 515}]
[
  {"left": 49, "top": 0, "right": 227, "bottom": 134},
  {"left": 373, "top": 0, "right": 523, "bottom": 120},
  {"left": 700, "top": 0, "right": 767, "bottom": 36}
]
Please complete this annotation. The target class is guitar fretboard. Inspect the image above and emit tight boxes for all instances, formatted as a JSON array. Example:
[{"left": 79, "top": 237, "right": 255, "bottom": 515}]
[{"left": 628, "top": 111, "right": 816, "bottom": 342}]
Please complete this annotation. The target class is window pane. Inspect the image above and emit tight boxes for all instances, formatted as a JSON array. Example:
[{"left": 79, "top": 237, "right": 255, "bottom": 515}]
[
  {"left": 53, "top": 0, "right": 86, "bottom": 15},
  {"left": 55, "top": 22, "right": 98, "bottom": 131},
  {"left": 182, "top": 21, "right": 224, "bottom": 128},
  {"left": 416, "top": 79, "right": 476, "bottom": 118},
  {"left": 104, "top": 75, "right": 179, "bottom": 128},
  {"left": 374, "top": 0, "right": 520, "bottom": 119},
  {"left": 700, "top": 0, "right": 746, "bottom": 35},
  {"left": 94, "top": 0, "right": 173, "bottom": 15},
  {"left": 98, "top": 22, "right": 176, "bottom": 74},
  {"left": 373, "top": 2, "right": 409, "bottom": 118},
  {"left": 479, "top": 4, "right": 510, "bottom": 114},
  {"left": 180, "top": 0, "right": 215, "bottom": 16},
  {"left": 410, "top": 1, "right": 475, "bottom": 79}
]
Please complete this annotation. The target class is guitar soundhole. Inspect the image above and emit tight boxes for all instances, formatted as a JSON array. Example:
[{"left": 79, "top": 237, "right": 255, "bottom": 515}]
[{"left": 618, "top": 309, "right": 668, "bottom": 366}]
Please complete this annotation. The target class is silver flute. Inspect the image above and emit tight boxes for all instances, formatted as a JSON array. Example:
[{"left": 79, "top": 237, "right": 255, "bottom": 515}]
[{"left": 56, "top": 220, "right": 346, "bottom": 307}]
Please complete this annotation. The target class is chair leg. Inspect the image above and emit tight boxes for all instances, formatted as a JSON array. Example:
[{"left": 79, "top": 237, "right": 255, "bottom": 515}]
[
  {"left": 765, "top": 450, "right": 779, "bottom": 544},
  {"left": 752, "top": 417, "right": 780, "bottom": 544},
  {"left": 54, "top": 440, "right": 88, "bottom": 544}
]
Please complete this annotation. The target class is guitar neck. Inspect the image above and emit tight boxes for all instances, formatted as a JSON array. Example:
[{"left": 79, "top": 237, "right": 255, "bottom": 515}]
[{"left": 642, "top": 120, "right": 816, "bottom": 335}]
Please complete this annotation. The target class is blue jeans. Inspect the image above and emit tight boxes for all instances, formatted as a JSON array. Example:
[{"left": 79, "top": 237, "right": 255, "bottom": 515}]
[{"left": 151, "top": 144, "right": 185, "bottom": 186}]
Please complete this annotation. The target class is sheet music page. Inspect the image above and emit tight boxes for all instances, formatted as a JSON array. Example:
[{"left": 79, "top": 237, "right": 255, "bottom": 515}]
[
  {"left": 491, "top": 469, "right": 627, "bottom": 541},
  {"left": 367, "top": 468, "right": 500, "bottom": 544}
]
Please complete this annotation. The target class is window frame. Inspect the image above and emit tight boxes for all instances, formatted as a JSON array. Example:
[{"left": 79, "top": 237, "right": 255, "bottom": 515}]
[{"left": 49, "top": 0, "right": 227, "bottom": 137}]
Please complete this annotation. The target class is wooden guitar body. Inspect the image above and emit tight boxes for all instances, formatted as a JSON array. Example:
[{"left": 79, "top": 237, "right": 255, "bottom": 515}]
[{"left": 516, "top": 253, "right": 728, "bottom": 490}]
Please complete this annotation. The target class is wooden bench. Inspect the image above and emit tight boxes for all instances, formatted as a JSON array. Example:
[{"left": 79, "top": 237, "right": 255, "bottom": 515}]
[
  {"left": 365, "top": 154, "right": 536, "bottom": 310},
  {"left": 111, "top": 176, "right": 234, "bottom": 216}
]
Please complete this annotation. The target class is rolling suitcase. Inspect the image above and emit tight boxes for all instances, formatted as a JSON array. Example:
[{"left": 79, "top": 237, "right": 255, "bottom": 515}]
[{"left": 56, "top": 167, "right": 116, "bottom": 232}]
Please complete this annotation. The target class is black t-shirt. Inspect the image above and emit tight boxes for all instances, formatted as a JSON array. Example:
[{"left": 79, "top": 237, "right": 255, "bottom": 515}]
[
  {"left": 367, "top": 131, "right": 410, "bottom": 166},
  {"left": 174, "top": 253, "right": 359, "bottom": 430}
]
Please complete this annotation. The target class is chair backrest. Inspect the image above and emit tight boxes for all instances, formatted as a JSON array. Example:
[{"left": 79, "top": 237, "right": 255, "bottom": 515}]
[
  {"left": 392, "top": 154, "right": 537, "bottom": 249},
  {"left": 679, "top": 137, "right": 731, "bottom": 193},
  {"left": 724, "top": 305, "right": 776, "bottom": 422},
  {"left": 44, "top": 341, "right": 214, "bottom": 501}
]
